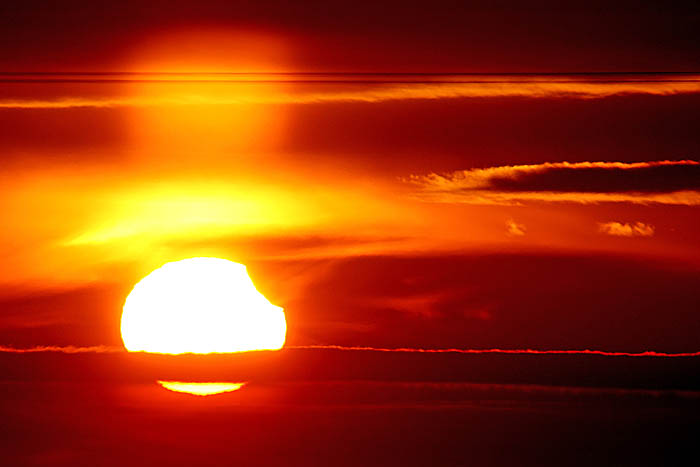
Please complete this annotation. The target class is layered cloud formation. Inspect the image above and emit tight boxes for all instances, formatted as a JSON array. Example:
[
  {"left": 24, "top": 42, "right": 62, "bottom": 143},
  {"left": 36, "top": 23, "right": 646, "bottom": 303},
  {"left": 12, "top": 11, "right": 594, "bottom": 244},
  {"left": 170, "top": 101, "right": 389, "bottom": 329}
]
[{"left": 409, "top": 160, "right": 700, "bottom": 205}]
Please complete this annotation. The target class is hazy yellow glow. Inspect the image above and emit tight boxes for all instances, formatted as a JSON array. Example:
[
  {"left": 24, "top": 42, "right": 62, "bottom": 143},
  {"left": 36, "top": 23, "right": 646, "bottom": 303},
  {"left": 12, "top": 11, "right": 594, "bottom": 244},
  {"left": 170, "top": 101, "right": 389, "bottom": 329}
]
[
  {"left": 121, "top": 257, "right": 286, "bottom": 354},
  {"left": 157, "top": 381, "right": 247, "bottom": 396},
  {"left": 62, "top": 180, "right": 317, "bottom": 246}
]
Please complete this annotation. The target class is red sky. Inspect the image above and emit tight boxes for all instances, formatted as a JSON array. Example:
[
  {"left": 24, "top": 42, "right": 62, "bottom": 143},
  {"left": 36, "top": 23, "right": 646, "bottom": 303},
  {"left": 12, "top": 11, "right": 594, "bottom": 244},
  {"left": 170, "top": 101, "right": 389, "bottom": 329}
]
[
  {"left": 1, "top": 0, "right": 699, "bottom": 359},
  {"left": 2, "top": 1, "right": 700, "bottom": 72},
  {"left": 1, "top": 1, "right": 699, "bottom": 465}
]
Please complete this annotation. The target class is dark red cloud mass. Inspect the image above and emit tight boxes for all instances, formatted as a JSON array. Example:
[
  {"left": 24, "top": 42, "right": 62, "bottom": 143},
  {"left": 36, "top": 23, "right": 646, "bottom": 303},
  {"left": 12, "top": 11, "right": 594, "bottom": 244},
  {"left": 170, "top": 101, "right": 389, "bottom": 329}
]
[
  {"left": 410, "top": 160, "right": 700, "bottom": 206},
  {"left": 473, "top": 161, "right": 700, "bottom": 193},
  {"left": 254, "top": 254, "right": 700, "bottom": 353},
  {"left": 1, "top": 349, "right": 699, "bottom": 466}
]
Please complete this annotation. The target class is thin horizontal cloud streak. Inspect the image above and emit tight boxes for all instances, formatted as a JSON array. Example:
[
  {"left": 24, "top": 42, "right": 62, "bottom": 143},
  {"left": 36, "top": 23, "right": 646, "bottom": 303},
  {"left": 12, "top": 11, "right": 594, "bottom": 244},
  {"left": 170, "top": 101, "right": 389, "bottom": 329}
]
[
  {"left": 2, "top": 344, "right": 699, "bottom": 358},
  {"left": 0, "top": 345, "right": 120, "bottom": 353},
  {"left": 289, "top": 345, "right": 700, "bottom": 357},
  {"left": 2, "top": 75, "right": 700, "bottom": 109},
  {"left": 409, "top": 160, "right": 700, "bottom": 205}
]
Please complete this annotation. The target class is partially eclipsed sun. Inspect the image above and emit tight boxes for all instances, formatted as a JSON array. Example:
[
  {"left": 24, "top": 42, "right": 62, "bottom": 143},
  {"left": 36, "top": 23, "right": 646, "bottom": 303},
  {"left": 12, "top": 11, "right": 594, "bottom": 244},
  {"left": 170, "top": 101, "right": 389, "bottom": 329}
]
[{"left": 121, "top": 257, "right": 286, "bottom": 354}]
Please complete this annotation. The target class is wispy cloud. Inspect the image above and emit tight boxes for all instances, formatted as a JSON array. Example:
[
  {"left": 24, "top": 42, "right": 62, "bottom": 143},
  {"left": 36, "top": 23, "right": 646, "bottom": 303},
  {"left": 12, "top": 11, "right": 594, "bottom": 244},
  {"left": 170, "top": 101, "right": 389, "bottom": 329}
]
[
  {"left": 408, "top": 160, "right": 700, "bottom": 205},
  {"left": 599, "top": 222, "right": 655, "bottom": 237},
  {"left": 506, "top": 219, "right": 526, "bottom": 236}
]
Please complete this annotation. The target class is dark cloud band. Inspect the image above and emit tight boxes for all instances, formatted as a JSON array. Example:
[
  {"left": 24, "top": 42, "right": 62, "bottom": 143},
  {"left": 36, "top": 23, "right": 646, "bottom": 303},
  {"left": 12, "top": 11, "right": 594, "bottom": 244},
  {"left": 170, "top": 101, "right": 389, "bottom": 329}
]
[{"left": 410, "top": 160, "right": 700, "bottom": 204}]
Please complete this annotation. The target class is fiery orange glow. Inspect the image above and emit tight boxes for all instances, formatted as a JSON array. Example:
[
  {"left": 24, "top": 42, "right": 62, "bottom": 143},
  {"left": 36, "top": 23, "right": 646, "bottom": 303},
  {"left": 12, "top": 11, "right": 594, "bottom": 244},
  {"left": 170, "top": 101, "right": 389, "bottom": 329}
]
[
  {"left": 121, "top": 257, "right": 286, "bottom": 354},
  {"left": 157, "top": 381, "right": 247, "bottom": 396}
]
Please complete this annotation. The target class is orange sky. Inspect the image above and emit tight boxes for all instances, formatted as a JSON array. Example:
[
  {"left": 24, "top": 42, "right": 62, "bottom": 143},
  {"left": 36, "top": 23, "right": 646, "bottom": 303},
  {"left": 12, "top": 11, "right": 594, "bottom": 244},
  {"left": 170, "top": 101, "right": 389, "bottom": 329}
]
[
  {"left": 2, "top": 67, "right": 700, "bottom": 355},
  {"left": 0, "top": 5, "right": 699, "bottom": 354},
  {"left": 2, "top": 70, "right": 700, "bottom": 290}
]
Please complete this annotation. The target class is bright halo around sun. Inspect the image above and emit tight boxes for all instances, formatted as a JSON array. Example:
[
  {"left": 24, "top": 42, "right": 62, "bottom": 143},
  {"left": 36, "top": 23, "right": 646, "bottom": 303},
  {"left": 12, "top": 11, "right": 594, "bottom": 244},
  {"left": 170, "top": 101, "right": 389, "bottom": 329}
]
[{"left": 121, "top": 257, "right": 286, "bottom": 354}]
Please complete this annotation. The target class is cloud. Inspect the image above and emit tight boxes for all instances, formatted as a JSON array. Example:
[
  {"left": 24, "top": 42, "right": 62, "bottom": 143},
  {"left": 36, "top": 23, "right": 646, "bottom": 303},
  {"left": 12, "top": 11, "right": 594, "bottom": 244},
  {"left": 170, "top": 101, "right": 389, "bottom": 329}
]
[
  {"left": 599, "top": 222, "right": 655, "bottom": 237},
  {"left": 289, "top": 345, "right": 700, "bottom": 358},
  {"left": 408, "top": 160, "right": 700, "bottom": 205},
  {"left": 1, "top": 74, "right": 699, "bottom": 109},
  {"left": 506, "top": 219, "right": 526, "bottom": 236},
  {"left": 0, "top": 345, "right": 120, "bottom": 353}
]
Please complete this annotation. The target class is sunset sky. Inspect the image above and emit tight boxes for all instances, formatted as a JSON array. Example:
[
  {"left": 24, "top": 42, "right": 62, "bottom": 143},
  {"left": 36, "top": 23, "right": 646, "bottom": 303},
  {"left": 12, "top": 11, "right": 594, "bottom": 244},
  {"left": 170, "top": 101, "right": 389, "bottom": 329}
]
[{"left": 1, "top": 2, "right": 699, "bottom": 466}]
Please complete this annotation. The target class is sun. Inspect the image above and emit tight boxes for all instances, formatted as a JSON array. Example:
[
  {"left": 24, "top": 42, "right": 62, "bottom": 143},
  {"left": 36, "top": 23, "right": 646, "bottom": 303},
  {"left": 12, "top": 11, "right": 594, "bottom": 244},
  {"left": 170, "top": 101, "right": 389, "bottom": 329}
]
[
  {"left": 157, "top": 381, "right": 247, "bottom": 396},
  {"left": 121, "top": 257, "right": 286, "bottom": 354}
]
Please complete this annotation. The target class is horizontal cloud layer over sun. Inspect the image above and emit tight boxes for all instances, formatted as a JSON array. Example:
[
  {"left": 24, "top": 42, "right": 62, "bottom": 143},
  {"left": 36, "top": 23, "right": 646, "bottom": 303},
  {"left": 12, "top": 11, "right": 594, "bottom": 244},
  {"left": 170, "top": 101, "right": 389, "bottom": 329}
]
[
  {"left": 409, "top": 160, "right": 700, "bottom": 205},
  {"left": 1, "top": 73, "right": 700, "bottom": 109}
]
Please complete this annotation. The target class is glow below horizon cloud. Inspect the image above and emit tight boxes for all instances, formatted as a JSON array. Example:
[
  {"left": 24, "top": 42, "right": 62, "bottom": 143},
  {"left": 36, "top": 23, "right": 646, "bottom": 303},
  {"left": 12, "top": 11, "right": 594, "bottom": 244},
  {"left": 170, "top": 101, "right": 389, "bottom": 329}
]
[
  {"left": 121, "top": 257, "right": 286, "bottom": 354},
  {"left": 157, "top": 381, "right": 247, "bottom": 396}
]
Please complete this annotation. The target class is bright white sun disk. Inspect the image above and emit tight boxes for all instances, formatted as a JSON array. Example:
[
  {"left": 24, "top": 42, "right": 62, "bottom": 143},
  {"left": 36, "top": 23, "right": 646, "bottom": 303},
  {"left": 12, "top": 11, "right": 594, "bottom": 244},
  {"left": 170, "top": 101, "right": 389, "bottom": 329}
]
[{"left": 121, "top": 257, "right": 286, "bottom": 354}]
